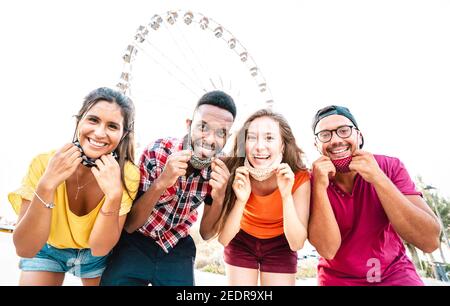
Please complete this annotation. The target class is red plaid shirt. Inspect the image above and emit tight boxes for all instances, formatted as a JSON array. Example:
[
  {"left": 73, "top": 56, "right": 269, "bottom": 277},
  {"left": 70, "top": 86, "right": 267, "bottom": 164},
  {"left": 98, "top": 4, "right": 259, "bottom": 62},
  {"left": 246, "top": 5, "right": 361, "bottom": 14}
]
[{"left": 136, "top": 137, "right": 212, "bottom": 253}]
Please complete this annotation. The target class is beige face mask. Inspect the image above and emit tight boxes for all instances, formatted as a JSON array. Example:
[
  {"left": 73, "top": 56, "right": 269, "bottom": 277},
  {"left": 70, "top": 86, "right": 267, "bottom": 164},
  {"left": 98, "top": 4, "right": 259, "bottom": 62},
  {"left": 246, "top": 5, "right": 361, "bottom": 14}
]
[{"left": 244, "top": 153, "right": 283, "bottom": 181}]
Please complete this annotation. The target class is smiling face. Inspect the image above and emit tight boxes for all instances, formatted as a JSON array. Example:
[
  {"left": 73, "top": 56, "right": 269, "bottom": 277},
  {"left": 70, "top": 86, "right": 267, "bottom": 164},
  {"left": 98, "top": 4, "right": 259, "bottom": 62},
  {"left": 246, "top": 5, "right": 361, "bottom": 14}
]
[
  {"left": 188, "top": 104, "right": 234, "bottom": 159},
  {"left": 314, "top": 114, "right": 361, "bottom": 160},
  {"left": 245, "top": 116, "right": 284, "bottom": 168},
  {"left": 77, "top": 100, "right": 125, "bottom": 159}
]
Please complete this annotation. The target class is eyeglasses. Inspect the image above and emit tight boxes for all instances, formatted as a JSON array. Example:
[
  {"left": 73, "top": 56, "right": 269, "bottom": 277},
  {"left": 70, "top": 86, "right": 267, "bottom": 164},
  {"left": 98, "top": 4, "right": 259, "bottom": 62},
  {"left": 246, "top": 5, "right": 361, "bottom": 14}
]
[{"left": 315, "top": 125, "right": 357, "bottom": 143}]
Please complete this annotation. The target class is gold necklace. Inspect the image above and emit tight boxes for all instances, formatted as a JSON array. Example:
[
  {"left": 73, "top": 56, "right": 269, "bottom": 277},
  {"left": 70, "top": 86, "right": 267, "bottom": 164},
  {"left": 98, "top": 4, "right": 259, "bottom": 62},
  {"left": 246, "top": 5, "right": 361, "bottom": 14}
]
[{"left": 75, "top": 167, "right": 94, "bottom": 200}]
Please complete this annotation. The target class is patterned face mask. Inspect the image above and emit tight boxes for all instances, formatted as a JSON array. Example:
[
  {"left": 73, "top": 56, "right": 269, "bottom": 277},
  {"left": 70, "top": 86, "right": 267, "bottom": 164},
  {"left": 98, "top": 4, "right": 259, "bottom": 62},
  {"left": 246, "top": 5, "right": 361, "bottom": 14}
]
[
  {"left": 331, "top": 156, "right": 352, "bottom": 173},
  {"left": 244, "top": 154, "right": 283, "bottom": 181},
  {"left": 190, "top": 154, "right": 212, "bottom": 170},
  {"left": 73, "top": 140, "right": 117, "bottom": 168},
  {"left": 184, "top": 133, "right": 214, "bottom": 170}
]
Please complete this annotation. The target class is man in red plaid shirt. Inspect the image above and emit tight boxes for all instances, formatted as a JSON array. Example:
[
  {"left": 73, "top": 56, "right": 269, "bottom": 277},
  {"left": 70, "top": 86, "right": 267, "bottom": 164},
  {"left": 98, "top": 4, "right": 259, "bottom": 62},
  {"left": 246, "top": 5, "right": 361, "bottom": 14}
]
[{"left": 100, "top": 91, "right": 236, "bottom": 285}]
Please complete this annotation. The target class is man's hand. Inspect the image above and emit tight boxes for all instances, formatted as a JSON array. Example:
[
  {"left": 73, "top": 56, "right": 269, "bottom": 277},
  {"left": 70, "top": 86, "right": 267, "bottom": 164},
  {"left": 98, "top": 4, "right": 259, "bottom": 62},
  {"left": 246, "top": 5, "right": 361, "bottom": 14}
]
[
  {"left": 312, "top": 156, "right": 336, "bottom": 189},
  {"left": 209, "top": 158, "right": 230, "bottom": 203},
  {"left": 157, "top": 150, "right": 191, "bottom": 189},
  {"left": 350, "top": 150, "right": 385, "bottom": 184}
]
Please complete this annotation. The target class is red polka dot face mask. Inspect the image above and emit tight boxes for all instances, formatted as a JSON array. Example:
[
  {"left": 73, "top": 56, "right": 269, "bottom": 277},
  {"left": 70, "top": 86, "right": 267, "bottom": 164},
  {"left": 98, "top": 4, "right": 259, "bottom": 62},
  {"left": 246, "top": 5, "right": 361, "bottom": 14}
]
[{"left": 331, "top": 156, "right": 352, "bottom": 173}]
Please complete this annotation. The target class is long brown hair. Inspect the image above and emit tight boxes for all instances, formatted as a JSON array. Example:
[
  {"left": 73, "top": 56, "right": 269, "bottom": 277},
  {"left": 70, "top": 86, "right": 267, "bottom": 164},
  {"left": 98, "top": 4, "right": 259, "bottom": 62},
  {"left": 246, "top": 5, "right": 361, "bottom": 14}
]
[
  {"left": 73, "top": 87, "right": 136, "bottom": 199},
  {"left": 214, "top": 109, "right": 307, "bottom": 235}
]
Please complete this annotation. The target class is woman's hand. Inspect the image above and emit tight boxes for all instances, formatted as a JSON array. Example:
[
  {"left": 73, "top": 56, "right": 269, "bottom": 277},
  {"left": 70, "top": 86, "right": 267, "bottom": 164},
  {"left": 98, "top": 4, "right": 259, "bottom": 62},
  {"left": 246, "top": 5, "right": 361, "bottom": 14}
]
[
  {"left": 232, "top": 166, "right": 251, "bottom": 203},
  {"left": 276, "top": 163, "right": 295, "bottom": 198},
  {"left": 92, "top": 154, "right": 123, "bottom": 200},
  {"left": 40, "top": 143, "right": 82, "bottom": 190}
]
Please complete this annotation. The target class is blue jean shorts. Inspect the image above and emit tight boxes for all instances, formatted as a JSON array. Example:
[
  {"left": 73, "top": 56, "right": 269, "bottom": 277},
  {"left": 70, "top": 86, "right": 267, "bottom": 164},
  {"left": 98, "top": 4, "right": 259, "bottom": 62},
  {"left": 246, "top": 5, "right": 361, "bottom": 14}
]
[{"left": 19, "top": 243, "right": 109, "bottom": 278}]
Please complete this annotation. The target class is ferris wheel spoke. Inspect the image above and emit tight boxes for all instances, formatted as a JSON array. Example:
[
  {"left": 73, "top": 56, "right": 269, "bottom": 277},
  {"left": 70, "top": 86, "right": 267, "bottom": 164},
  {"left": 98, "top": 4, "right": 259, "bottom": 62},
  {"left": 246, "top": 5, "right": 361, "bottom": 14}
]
[
  {"left": 141, "top": 40, "right": 204, "bottom": 91},
  {"left": 162, "top": 22, "right": 209, "bottom": 91},
  {"left": 133, "top": 43, "right": 202, "bottom": 98}
]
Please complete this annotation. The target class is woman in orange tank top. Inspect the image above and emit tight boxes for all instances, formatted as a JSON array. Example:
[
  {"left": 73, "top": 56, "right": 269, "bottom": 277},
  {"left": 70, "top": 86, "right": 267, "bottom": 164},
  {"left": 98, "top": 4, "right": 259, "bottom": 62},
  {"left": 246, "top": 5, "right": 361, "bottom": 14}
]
[{"left": 215, "top": 109, "right": 311, "bottom": 286}]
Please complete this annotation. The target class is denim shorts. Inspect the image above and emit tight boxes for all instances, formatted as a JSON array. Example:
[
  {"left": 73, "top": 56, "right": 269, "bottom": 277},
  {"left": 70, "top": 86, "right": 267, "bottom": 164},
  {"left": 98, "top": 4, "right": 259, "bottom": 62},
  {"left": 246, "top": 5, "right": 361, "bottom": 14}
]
[{"left": 19, "top": 243, "right": 109, "bottom": 278}]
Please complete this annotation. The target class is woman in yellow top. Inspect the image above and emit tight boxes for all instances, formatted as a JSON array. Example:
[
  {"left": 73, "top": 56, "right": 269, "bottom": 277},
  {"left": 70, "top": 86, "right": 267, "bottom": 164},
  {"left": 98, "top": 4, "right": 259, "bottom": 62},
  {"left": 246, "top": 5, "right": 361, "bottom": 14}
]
[
  {"left": 216, "top": 109, "right": 311, "bottom": 286},
  {"left": 8, "top": 87, "right": 139, "bottom": 286}
]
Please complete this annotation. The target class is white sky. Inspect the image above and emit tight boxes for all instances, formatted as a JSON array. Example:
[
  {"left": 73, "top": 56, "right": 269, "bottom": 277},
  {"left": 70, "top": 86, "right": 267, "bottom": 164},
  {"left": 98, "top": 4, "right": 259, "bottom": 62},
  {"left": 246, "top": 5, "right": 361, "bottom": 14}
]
[{"left": 1, "top": 0, "right": 450, "bottom": 218}]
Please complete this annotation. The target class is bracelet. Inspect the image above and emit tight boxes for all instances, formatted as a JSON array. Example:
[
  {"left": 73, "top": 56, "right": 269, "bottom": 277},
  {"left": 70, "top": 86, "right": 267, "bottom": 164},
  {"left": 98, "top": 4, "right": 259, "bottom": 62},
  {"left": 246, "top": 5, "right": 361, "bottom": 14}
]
[
  {"left": 99, "top": 207, "right": 120, "bottom": 216},
  {"left": 33, "top": 191, "right": 55, "bottom": 209}
]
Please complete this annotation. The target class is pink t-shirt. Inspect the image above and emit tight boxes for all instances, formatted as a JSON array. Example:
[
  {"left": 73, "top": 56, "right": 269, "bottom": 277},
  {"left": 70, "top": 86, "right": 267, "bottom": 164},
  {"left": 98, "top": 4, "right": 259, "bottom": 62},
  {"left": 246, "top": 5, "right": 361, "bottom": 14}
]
[{"left": 315, "top": 155, "right": 424, "bottom": 286}]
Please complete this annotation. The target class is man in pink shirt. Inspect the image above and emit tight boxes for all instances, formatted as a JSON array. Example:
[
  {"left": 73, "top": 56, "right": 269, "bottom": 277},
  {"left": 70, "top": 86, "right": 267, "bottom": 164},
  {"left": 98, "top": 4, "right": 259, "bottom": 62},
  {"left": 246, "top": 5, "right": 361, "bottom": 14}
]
[{"left": 308, "top": 105, "right": 441, "bottom": 286}]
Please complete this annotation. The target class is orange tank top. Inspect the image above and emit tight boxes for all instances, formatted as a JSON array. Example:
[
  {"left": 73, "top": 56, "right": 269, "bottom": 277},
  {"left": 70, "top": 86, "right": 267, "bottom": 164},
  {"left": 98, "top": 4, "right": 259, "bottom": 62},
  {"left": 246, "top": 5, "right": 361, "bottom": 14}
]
[{"left": 240, "top": 170, "right": 310, "bottom": 239}]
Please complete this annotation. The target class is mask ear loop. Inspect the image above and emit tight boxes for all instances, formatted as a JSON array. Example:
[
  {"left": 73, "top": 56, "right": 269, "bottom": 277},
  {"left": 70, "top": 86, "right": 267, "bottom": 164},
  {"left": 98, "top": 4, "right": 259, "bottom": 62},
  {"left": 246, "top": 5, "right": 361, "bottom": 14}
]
[
  {"left": 314, "top": 137, "right": 326, "bottom": 157},
  {"left": 76, "top": 127, "right": 82, "bottom": 143},
  {"left": 184, "top": 112, "right": 195, "bottom": 151},
  {"left": 185, "top": 124, "right": 193, "bottom": 152},
  {"left": 356, "top": 129, "right": 364, "bottom": 149},
  {"left": 280, "top": 142, "right": 285, "bottom": 159},
  {"left": 73, "top": 112, "right": 85, "bottom": 142},
  {"left": 112, "top": 129, "right": 130, "bottom": 160}
]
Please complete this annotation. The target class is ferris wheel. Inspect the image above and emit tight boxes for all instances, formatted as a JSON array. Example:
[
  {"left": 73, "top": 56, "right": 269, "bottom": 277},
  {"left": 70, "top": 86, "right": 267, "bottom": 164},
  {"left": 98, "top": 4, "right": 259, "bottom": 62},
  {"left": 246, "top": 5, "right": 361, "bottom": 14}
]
[{"left": 116, "top": 10, "right": 274, "bottom": 152}]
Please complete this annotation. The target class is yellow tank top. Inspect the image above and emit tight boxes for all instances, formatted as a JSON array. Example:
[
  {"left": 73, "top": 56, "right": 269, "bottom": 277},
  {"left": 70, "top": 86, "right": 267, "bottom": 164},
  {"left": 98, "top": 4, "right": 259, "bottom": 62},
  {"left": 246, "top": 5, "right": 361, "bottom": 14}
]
[{"left": 8, "top": 150, "right": 140, "bottom": 249}]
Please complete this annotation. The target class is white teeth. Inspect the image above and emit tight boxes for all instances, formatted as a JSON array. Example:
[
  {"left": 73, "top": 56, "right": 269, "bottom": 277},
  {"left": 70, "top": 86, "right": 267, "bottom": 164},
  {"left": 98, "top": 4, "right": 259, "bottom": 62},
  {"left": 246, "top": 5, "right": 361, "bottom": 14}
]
[
  {"left": 89, "top": 138, "right": 107, "bottom": 147},
  {"left": 253, "top": 155, "right": 270, "bottom": 159},
  {"left": 331, "top": 148, "right": 348, "bottom": 154}
]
